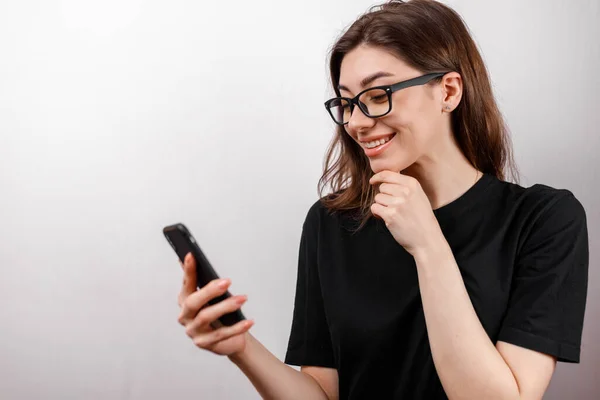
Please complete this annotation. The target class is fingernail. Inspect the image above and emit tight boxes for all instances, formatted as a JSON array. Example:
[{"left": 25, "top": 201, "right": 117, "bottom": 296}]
[
  {"left": 245, "top": 320, "right": 254, "bottom": 328},
  {"left": 236, "top": 295, "right": 247, "bottom": 304},
  {"left": 218, "top": 279, "right": 230, "bottom": 288}
]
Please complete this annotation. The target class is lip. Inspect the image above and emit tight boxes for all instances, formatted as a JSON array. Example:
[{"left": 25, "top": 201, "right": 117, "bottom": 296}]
[
  {"left": 359, "top": 132, "right": 396, "bottom": 144},
  {"left": 360, "top": 132, "right": 396, "bottom": 157}
]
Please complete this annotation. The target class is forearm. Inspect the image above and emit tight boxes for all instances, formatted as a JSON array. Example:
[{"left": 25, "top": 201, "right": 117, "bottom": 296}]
[
  {"left": 228, "top": 333, "right": 330, "bottom": 400},
  {"left": 414, "top": 241, "right": 520, "bottom": 400}
]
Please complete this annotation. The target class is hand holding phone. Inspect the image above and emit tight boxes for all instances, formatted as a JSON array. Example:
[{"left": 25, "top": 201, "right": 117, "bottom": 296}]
[
  {"left": 163, "top": 223, "right": 245, "bottom": 326},
  {"left": 164, "top": 223, "right": 254, "bottom": 356},
  {"left": 177, "top": 252, "right": 254, "bottom": 356}
]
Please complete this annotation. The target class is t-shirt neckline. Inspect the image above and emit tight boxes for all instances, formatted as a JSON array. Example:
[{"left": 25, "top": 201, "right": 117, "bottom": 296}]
[{"left": 432, "top": 173, "right": 496, "bottom": 221}]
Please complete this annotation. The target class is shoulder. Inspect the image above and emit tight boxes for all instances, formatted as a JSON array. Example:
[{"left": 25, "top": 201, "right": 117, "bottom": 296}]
[
  {"left": 302, "top": 198, "right": 337, "bottom": 232},
  {"left": 302, "top": 195, "right": 361, "bottom": 235},
  {"left": 492, "top": 178, "right": 586, "bottom": 226},
  {"left": 495, "top": 180, "right": 588, "bottom": 253},
  {"left": 528, "top": 184, "right": 586, "bottom": 224},
  {"left": 302, "top": 199, "right": 326, "bottom": 229}
]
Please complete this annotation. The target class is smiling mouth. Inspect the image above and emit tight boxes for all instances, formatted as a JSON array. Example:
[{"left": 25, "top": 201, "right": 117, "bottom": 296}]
[{"left": 361, "top": 133, "right": 396, "bottom": 149}]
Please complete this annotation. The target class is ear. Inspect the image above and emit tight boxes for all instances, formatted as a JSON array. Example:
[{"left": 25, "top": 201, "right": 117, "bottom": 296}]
[{"left": 440, "top": 72, "right": 462, "bottom": 112}]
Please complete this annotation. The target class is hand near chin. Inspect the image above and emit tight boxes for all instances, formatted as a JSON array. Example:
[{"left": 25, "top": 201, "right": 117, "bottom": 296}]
[{"left": 369, "top": 170, "right": 445, "bottom": 257}]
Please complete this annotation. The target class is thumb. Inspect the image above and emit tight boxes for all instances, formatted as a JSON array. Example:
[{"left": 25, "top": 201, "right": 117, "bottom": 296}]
[{"left": 180, "top": 252, "right": 198, "bottom": 299}]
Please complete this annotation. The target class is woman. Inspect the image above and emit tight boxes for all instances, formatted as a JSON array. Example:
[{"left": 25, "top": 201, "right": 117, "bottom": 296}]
[{"left": 176, "top": 1, "right": 589, "bottom": 398}]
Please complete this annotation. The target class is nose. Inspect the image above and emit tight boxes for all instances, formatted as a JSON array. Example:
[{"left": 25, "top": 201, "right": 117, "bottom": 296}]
[{"left": 347, "top": 103, "right": 375, "bottom": 135}]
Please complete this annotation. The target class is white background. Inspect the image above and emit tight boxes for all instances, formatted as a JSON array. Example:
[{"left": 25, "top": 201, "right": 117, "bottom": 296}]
[{"left": 0, "top": 0, "right": 598, "bottom": 399}]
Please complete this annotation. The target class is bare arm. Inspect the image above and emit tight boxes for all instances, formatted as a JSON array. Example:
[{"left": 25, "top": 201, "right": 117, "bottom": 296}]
[
  {"left": 229, "top": 335, "right": 338, "bottom": 400},
  {"left": 414, "top": 242, "right": 555, "bottom": 400},
  {"left": 369, "top": 171, "right": 560, "bottom": 400},
  {"left": 177, "top": 253, "right": 338, "bottom": 400}
]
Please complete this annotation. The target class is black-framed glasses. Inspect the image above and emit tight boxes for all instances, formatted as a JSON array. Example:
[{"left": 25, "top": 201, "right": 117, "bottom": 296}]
[{"left": 324, "top": 72, "right": 446, "bottom": 125}]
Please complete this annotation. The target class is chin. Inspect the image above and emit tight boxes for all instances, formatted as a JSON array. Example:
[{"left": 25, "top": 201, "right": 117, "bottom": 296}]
[{"left": 368, "top": 157, "right": 410, "bottom": 174}]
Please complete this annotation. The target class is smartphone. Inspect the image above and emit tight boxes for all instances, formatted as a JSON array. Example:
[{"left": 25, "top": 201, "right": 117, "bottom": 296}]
[{"left": 163, "top": 223, "right": 245, "bottom": 327}]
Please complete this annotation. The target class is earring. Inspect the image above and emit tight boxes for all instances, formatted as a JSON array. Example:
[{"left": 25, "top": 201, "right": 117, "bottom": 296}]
[{"left": 444, "top": 105, "right": 452, "bottom": 111}]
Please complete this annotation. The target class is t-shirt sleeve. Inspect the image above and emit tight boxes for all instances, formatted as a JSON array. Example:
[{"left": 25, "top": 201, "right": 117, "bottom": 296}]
[
  {"left": 497, "top": 192, "right": 589, "bottom": 363},
  {"left": 284, "top": 205, "right": 336, "bottom": 368}
]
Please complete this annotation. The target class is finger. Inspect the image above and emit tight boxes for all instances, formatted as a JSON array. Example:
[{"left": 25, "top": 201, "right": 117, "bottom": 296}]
[
  {"left": 185, "top": 295, "right": 247, "bottom": 337},
  {"left": 374, "top": 192, "right": 396, "bottom": 207},
  {"left": 180, "top": 253, "right": 198, "bottom": 300},
  {"left": 370, "top": 170, "right": 414, "bottom": 186},
  {"left": 178, "top": 278, "right": 231, "bottom": 325},
  {"left": 371, "top": 202, "right": 390, "bottom": 222},
  {"left": 194, "top": 319, "right": 255, "bottom": 350},
  {"left": 370, "top": 170, "right": 402, "bottom": 185},
  {"left": 378, "top": 182, "right": 409, "bottom": 197}
]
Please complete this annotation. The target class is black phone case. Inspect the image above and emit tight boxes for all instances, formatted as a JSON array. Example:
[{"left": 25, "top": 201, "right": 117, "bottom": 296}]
[{"left": 163, "top": 223, "right": 245, "bottom": 327}]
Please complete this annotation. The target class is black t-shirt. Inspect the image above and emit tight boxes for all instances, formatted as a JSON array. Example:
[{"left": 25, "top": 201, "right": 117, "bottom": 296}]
[{"left": 284, "top": 173, "right": 588, "bottom": 400}]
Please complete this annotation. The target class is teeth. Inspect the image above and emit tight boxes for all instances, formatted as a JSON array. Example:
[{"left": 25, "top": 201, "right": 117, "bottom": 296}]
[{"left": 365, "top": 136, "right": 392, "bottom": 149}]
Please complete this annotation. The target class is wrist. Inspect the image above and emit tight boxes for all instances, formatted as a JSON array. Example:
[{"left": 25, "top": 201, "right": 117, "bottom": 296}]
[
  {"left": 412, "top": 233, "right": 452, "bottom": 266},
  {"left": 228, "top": 332, "right": 253, "bottom": 366}
]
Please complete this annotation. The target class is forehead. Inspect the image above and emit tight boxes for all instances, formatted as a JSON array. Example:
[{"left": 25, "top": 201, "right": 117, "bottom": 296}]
[{"left": 340, "top": 45, "right": 411, "bottom": 80}]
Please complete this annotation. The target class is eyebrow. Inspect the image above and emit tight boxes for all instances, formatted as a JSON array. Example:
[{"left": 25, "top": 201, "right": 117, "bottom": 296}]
[{"left": 338, "top": 71, "right": 395, "bottom": 93}]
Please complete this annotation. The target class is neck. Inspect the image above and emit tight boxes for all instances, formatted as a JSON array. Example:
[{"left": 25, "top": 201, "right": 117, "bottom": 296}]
[{"left": 402, "top": 134, "right": 481, "bottom": 210}]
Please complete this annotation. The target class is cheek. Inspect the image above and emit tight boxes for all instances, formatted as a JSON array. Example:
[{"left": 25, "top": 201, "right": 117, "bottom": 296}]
[
  {"left": 391, "top": 98, "right": 439, "bottom": 143},
  {"left": 383, "top": 110, "right": 422, "bottom": 145},
  {"left": 388, "top": 95, "right": 425, "bottom": 130}
]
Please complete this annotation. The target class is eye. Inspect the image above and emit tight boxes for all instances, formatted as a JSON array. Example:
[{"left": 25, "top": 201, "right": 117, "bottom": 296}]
[{"left": 370, "top": 94, "right": 387, "bottom": 103}]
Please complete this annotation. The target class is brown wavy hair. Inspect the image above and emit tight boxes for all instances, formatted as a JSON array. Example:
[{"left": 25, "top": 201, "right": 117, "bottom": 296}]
[{"left": 318, "top": 0, "right": 518, "bottom": 229}]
